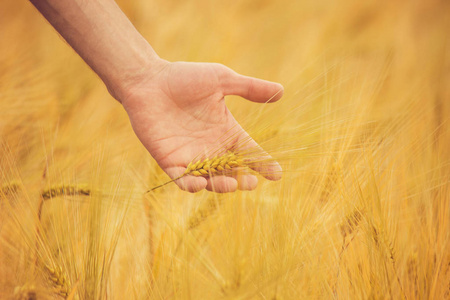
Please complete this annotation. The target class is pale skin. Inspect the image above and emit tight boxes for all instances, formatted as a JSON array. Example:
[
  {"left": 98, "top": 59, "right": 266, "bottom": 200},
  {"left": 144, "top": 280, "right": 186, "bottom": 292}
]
[{"left": 30, "top": 0, "right": 284, "bottom": 193}]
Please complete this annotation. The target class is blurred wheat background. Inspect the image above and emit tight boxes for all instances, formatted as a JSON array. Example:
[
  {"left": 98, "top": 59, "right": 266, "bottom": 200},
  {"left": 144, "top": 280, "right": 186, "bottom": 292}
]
[{"left": 1, "top": 0, "right": 449, "bottom": 299}]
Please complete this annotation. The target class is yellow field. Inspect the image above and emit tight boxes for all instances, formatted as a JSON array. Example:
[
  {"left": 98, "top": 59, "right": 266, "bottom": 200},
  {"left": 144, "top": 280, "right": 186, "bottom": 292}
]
[{"left": 1, "top": 0, "right": 449, "bottom": 299}]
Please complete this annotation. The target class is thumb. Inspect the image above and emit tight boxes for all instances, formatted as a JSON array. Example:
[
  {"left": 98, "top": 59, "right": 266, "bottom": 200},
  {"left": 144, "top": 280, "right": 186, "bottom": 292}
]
[{"left": 220, "top": 67, "right": 284, "bottom": 103}]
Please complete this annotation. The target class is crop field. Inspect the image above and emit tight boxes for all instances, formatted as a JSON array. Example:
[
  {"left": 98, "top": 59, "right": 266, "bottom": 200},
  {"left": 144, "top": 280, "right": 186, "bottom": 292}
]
[{"left": 0, "top": 0, "right": 449, "bottom": 299}]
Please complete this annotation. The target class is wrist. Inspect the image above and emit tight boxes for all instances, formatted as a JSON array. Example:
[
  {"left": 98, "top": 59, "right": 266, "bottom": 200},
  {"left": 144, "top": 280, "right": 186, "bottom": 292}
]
[{"left": 105, "top": 54, "right": 169, "bottom": 104}]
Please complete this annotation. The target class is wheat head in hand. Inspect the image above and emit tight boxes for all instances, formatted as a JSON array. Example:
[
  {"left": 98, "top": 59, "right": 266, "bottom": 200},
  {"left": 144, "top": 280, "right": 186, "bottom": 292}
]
[{"left": 121, "top": 61, "right": 283, "bottom": 193}]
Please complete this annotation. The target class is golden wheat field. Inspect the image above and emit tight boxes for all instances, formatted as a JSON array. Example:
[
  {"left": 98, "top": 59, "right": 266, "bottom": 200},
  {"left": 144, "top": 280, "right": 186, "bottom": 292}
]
[{"left": 1, "top": 0, "right": 449, "bottom": 299}]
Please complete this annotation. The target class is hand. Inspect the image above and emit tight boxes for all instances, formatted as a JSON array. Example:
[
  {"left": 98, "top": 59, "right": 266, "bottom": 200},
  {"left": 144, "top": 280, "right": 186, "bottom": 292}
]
[
  {"left": 29, "top": 0, "right": 283, "bottom": 193},
  {"left": 120, "top": 60, "right": 283, "bottom": 193}
]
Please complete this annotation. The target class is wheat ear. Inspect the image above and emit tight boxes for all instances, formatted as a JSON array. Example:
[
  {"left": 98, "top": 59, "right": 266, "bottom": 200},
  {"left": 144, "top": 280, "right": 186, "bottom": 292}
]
[
  {"left": 147, "top": 151, "right": 245, "bottom": 192},
  {"left": 44, "top": 264, "right": 70, "bottom": 298},
  {"left": 41, "top": 185, "right": 91, "bottom": 200},
  {"left": 334, "top": 209, "right": 363, "bottom": 296},
  {"left": 340, "top": 209, "right": 363, "bottom": 240},
  {"left": 0, "top": 182, "right": 20, "bottom": 198},
  {"left": 187, "top": 196, "right": 225, "bottom": 230}
]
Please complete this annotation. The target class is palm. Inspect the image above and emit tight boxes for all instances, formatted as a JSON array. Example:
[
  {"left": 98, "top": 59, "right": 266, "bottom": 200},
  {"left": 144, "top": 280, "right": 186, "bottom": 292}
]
[{"left": 123, "top": 61, "right": 283, "bottom": 192}]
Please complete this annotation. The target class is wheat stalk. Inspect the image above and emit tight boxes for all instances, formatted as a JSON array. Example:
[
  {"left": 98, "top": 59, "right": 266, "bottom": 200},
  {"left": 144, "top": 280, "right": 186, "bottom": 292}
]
[
  {"left": 147, "top": 151, "right": 246, "bottom": 192},
  {"left": 34, "top": 184, "right": 91, "bottom": 291}
]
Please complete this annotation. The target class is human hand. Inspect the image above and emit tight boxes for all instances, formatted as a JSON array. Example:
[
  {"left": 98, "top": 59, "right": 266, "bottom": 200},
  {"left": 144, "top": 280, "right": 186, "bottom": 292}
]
[
  {"left": 120, "top": 60, "right": 283, "bottom": 193},
  {"left": 29, "top": 0, "right": 282, "bottom": 192}
]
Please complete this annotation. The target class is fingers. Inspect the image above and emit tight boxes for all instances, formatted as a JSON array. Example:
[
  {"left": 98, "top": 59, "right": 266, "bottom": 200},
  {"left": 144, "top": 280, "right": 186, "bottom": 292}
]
[
  {"left": 219, "top": 66, "right": 284, "bottom": 103},
  {"left": 205, "top": 173, "right": 258, "bottom": 193},
  {"left": 233, "top": 174, "right": 258, "bottom": 191},
  {"left": 247, "top": 159, "right": 283, "bottom": 181},
  {"left": 237, "top": 135, "right": 283, "bottom": 181},
  {"left": 205, "top": 176, "right": 237, "bottom": 193},
  {"left": 165, "top": 166, "right": 207, "bottom": 193},
  {"left": 162, "top": 143, "right": 281, "bottom": 194},
  {"left": 163, "top": 166, "right": 259, "bottom": 193}
]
